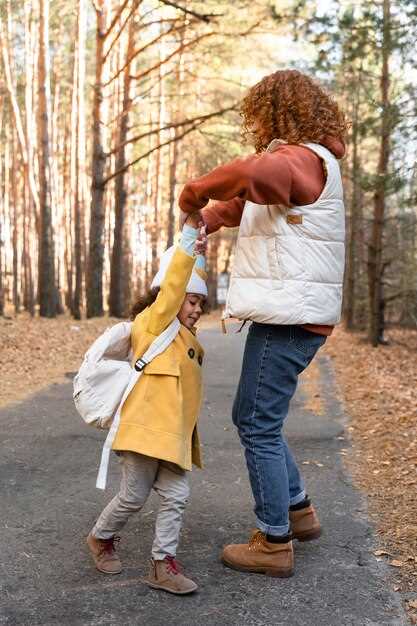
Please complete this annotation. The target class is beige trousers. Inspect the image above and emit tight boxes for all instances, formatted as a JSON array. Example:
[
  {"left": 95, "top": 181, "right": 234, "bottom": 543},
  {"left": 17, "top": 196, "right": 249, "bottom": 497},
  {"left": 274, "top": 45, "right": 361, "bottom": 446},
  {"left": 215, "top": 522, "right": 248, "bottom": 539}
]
[{"left": 92, "top": 451, "right": 190, "bottom": 560}]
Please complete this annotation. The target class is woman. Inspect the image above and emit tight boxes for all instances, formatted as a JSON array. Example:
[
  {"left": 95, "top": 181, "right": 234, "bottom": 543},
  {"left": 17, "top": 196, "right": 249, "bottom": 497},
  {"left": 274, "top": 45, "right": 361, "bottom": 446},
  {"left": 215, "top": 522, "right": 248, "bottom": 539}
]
[{"left": 178, "top": 69, "right": 348, "bottom": 577}]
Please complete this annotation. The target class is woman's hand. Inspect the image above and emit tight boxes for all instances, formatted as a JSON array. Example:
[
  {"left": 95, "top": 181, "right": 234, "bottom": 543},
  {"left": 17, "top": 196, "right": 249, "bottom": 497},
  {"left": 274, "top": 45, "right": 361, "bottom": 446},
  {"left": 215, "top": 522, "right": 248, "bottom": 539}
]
[{"left": 183, "top": 210, "right": 203, "bottom": 229}]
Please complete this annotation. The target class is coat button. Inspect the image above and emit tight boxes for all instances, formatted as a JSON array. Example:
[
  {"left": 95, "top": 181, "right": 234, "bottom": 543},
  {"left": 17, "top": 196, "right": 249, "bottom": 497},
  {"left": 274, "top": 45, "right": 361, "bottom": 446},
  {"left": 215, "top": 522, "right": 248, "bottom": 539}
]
[
  {"left": 198, "top": 355, "right": 203, "bottom": 366},
  {"left": 188, "top": 348, "right": 195, "bottom": 359}
]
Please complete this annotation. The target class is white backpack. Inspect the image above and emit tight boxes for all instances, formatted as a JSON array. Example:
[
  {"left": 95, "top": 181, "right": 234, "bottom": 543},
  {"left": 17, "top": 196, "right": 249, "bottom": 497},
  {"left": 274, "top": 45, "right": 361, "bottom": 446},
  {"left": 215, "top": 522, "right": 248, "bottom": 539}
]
[
  {"left": 73, "top": 321, "right": 133, "bottom": 429},
  {"left": 73, "top": 318, "right": 180, "bottom": 489}
]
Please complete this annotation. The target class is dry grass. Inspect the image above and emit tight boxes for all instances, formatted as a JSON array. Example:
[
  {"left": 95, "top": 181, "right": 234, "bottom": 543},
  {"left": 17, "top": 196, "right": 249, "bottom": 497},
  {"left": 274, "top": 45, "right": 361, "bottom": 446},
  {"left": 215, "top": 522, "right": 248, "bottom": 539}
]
[
  {"left": 0, "top": 311, "right": 220, "bottom": 408},
  {"left": 324, "top": 326, "right": 417, "bottom": 621},
  {"left": 0, "top": 313, "right": 116, "bottom": 408}
]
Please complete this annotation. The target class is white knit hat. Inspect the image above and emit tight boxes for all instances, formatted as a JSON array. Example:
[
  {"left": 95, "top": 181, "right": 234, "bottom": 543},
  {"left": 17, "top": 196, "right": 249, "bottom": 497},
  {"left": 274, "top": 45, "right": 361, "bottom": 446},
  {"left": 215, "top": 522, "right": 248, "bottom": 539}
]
[{"left": 151, "top": 246, "right": 208, "bottom": 296}]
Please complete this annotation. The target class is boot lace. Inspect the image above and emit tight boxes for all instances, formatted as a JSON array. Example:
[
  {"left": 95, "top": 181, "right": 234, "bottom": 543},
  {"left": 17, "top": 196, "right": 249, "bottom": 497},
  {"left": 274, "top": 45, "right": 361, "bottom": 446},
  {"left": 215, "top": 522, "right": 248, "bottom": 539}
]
[
  {"left": 99, "top": 535, "right": 120, "bottom": 556},
  {"left": 164, "top": 555, "right": 182, "bottom": 575},
  {"left": 248, "top": 530, "right": 267, "bottom": 551}
]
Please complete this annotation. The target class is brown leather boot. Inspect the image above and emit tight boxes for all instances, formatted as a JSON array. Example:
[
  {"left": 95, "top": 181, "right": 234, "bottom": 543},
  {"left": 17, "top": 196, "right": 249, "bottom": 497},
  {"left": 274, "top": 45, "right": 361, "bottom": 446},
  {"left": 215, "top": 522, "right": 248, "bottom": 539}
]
[
  {"left": 86, "top": 533, "right": 122, "bottom": 574},
  {"left": 143, "top": 557, "right": 198, "bottom": 595},
  {"left": 290, "top": 503, "right": 321, "bottom": 542},
  {"left": 221, "top": 530, "right": 294, "bottom": 577}
]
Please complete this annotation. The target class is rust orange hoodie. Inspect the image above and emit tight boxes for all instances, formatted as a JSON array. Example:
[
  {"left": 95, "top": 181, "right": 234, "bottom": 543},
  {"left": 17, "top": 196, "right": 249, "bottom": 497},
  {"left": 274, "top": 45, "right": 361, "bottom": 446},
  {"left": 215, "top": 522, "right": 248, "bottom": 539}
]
[{"left": 179, "top": 137, "right": 346, "bottom": 336}]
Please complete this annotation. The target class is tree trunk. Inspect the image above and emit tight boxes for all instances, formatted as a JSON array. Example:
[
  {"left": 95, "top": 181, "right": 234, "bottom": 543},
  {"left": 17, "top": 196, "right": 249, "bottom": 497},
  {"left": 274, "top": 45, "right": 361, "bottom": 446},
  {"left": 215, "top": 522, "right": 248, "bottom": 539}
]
[
  {"left": 109, "top": 14, "right": 135, "bottom": 318},
  {"left": 167, "top": 135, "right": 179, "bottom": 248},
  {"left": 167, "top": 21, "right": 186, "bottom": 247},
  {"left": 151, "top": 55, "right": 165, "bottom": 275},
  {"left": 37, "top": 0, "right": 56, "bottom": 317},
  {"left": 207, "top": 232, "right": 219, "bottom": 309},
  {"left": 345, "top": 76, "right": 362, "bottom": 329},
  {"left": 23, "top": 2, "right": 36, "bottom": 316},
  {"left": 86, "top": 1, "right": 107, "bottom": 318},
  {"left": 368, "top": 0, "right": 391, "bottom": 346},
  {"left": 11, "top": 138, "right": 20, "bottom": 315},
  {"left": 70, "top": 0, "right": 87, "bottom": 320}
]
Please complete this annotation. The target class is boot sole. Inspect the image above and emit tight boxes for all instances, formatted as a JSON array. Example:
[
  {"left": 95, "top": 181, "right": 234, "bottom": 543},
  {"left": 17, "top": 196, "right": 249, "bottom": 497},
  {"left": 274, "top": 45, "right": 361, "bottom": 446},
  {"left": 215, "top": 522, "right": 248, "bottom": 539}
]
[
  {"left": 95, "top": 564, "right": 122, "bottom": 575},
  {"left": 292, "top": 528, "right": 322, "bottom": 542},
  {"left": 221, "top": 558, "right": 294, "bottom": 578},
  {"left": 142, "top": 578, "right": 198, "bottom": 595}
]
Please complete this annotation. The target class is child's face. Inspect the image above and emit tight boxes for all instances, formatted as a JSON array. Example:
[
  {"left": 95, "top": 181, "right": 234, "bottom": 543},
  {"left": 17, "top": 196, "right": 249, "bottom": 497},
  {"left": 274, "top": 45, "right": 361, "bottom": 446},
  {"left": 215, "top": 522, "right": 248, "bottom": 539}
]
[{"left": 178, "top": 293, "right": 206, "bottom": 329}]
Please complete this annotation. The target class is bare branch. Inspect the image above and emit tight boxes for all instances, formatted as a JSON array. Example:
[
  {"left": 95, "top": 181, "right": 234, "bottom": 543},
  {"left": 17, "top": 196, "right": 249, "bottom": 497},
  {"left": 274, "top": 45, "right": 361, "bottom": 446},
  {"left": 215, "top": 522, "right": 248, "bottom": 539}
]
[
  {"left": 103, "top": 105, "right": 237, "bottom": 185},
  {"left": 130, "top": 31, "right": 215, "bottom": 81},
  {"left": 158, "top": 0, "right": 220, "bottom": 23},
  {"left": 103, "top": 0, "right": 142, "bottom": 64},
  {"left": 103, "top": 21, "right": 182, "bottom": 87},
  {"left": 91, "top": 0, "right": 101, "bottom": 13},
  {"left": 103, "top": 0, "right": 131, "bottom": 40},
  {"left": 106, "top": 104, "right": 237, "bottom": 156}
]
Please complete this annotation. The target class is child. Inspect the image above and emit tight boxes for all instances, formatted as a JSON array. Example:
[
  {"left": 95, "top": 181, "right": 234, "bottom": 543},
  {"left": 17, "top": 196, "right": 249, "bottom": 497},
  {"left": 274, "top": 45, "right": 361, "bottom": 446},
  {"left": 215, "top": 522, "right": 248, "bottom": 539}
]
[
  {"left": 87, "top": 216, "right": 207, "bottom": 595},
  {"left": 178, "top": 69, "right": 348, "bottom": 577}
]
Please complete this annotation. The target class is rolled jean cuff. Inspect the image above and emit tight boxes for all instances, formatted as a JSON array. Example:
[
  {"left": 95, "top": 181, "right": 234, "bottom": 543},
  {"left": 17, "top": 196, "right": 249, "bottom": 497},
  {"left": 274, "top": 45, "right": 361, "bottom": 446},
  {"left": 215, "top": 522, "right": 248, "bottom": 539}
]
[
  {"left": 91, "top": 525, "right": 115, "bottom": 540},
  {"left": 256, "top": 516, "right": 289, "bottom": 537},
  {"left": 290, "top": 490, "right": 306, "bottom": 507},
  {"left": 152, "top": 549, "right": 175, "bottom": 560}
]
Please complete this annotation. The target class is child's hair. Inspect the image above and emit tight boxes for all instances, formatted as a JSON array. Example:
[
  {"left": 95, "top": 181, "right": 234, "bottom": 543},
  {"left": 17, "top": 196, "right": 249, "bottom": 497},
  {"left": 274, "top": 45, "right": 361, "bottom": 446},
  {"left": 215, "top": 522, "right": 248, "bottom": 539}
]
[
  {"left": 240, "top": 69, "right": 349, "bottom": 153},
  {"left": 129, "top": 288, "right": 160, "bottom": 320}
]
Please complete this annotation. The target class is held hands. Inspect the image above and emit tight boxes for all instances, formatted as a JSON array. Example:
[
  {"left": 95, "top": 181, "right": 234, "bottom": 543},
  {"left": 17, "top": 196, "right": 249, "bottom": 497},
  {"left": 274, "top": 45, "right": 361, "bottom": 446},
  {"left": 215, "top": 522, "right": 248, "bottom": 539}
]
[
  {"left": 181, "top": 209, "right": 203, "bottom": 230},
  {"left": 194, "top": 224, "right": 208, "bottom": 257},
  {"left": 181, "top": 210, "right": 207, "bottom": 256}
]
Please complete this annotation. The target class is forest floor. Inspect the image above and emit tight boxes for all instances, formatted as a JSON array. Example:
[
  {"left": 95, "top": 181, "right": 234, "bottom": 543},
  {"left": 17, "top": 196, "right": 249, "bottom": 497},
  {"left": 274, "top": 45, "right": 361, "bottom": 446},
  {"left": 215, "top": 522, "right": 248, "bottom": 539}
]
[
  {"left": 322, "top": 325, "right": 417, "bottom": 622},
  {"left": 1, "top": 313, "right": 416, "bottom": 621}
]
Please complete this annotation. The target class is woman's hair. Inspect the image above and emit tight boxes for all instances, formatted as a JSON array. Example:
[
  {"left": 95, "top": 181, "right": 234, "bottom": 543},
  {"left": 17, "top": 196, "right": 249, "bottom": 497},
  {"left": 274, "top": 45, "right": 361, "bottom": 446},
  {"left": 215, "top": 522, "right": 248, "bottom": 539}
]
[
  {"left": 240, "top": 69, "right": 349, "bottom": 153},
  {"left": 129, "top": 288, "right": 160, "bottom": 320}
]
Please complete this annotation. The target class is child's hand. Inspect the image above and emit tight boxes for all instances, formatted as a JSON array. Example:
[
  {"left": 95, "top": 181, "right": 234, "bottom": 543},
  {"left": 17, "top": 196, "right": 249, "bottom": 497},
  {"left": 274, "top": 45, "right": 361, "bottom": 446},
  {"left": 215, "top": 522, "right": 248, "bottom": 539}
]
[
  {"left": 184, "top": 210, "right": 203, "bottom": 229},
  {"left": 194, "top": 225, "right": 208, "bottom": 256}
]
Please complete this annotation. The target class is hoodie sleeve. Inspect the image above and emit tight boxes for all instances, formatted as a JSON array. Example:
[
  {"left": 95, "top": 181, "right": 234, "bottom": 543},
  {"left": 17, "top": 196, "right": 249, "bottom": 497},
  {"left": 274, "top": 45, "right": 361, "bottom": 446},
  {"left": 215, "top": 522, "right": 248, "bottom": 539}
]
[
  {"left": 179, "top": 152, "right": 293, "bottom": 234},
  {"left": 179, "top": 144, "right": 330, "bottom": 234},
  {"left": 202, "top": 197, "right": 245, "bottom": 234}
]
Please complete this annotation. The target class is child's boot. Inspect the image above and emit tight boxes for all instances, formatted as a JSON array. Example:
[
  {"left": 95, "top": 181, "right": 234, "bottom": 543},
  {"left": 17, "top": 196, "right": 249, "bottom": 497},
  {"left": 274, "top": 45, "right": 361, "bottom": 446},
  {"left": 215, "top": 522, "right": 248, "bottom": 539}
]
[
  {"left": 289, "top": 496, "right": 321, "bottom": 542},
  {"left": 86, "top": 533, "right": 122, "bottom": 574},
  {"left": 221, "top": 530, "right": 294, "bottom": 577},
  {"left": 143, "top": 556, "right": 198, "bottom": 595}
]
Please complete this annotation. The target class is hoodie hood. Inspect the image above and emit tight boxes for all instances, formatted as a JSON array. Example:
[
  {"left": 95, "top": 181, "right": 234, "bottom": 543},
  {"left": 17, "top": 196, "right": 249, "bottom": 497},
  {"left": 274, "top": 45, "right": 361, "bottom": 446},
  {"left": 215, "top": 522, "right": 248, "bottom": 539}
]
[{"left": 320, "top": 136, "right": 346, "bottom": 159}]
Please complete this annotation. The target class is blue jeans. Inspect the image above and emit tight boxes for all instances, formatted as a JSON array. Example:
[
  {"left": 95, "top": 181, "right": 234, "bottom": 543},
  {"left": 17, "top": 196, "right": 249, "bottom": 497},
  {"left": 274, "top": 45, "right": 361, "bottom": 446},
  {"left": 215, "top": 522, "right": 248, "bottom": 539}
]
[{"left": 232, "top": 323, "right": 327, "bottom": 536}]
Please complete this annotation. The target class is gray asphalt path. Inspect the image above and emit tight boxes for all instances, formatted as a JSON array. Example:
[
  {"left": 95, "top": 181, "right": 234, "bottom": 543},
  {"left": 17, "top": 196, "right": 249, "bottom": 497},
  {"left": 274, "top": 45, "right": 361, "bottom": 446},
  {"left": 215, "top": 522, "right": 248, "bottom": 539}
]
[{"left": 0, "top": 325, "right": 408, "bottom": 626}]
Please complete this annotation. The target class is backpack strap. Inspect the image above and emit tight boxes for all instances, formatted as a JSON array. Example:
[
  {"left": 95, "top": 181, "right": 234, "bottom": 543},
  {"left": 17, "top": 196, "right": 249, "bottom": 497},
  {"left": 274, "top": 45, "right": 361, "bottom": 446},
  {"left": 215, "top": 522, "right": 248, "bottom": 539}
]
[{"left": 96, "top": 318, "right": 181, "bottom": 490}]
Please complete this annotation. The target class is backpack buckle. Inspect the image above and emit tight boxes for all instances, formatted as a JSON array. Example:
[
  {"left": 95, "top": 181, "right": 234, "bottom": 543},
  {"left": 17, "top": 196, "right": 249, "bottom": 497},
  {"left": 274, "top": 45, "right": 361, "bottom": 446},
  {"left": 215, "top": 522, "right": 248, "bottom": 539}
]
[{"left": 134, "top": 357, "right": 148, "bottom": 372}]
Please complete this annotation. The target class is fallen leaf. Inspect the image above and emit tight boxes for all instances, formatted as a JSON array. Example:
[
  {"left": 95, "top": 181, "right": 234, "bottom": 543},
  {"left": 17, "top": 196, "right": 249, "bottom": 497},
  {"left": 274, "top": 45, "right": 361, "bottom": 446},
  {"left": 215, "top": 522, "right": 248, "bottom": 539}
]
[{"left": 374, "top": 549, "right": 391, "bottom": 557}]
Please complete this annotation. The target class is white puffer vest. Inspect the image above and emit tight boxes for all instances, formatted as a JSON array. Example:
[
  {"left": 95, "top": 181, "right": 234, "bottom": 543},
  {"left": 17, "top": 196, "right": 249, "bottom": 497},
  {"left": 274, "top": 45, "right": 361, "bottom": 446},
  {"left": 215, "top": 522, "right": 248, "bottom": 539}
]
[{"left": 224, "top": 141, "right": 345, "bottom": 325}]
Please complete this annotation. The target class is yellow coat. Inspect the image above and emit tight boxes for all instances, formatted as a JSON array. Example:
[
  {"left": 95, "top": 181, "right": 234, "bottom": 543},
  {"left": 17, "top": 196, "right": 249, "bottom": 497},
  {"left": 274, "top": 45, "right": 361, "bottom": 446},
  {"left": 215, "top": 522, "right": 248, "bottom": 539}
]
[{"left": 112, "top": 247, "right": 205, "bottom": 470}]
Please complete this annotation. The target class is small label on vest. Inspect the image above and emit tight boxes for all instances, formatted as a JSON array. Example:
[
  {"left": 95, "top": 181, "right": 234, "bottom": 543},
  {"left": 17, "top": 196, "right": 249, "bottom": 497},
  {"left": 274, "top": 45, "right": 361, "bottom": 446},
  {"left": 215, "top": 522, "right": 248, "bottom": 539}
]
[{"left": 287, "top": 214, "right": 303, "bottom": 225}]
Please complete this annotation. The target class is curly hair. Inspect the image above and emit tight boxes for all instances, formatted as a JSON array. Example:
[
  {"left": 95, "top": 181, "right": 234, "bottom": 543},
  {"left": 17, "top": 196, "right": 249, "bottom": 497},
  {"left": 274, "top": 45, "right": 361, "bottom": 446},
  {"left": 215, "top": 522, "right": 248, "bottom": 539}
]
[
  {"left": 240, "top": 70, "right": 349, "bottom": 153},
  {"left": 129, "top": 288, "right": 160, "bottom": 320}
]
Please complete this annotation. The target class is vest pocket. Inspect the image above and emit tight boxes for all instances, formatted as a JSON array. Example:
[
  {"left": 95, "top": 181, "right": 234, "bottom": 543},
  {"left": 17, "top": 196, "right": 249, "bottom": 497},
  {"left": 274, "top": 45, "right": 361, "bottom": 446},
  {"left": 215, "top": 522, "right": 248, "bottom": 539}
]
[
  {"left": 267, "top": 236, "right": 283, "bottom": 282},
  {"left": 269, "top": 235, "right": 305, "bottom": 282}
]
